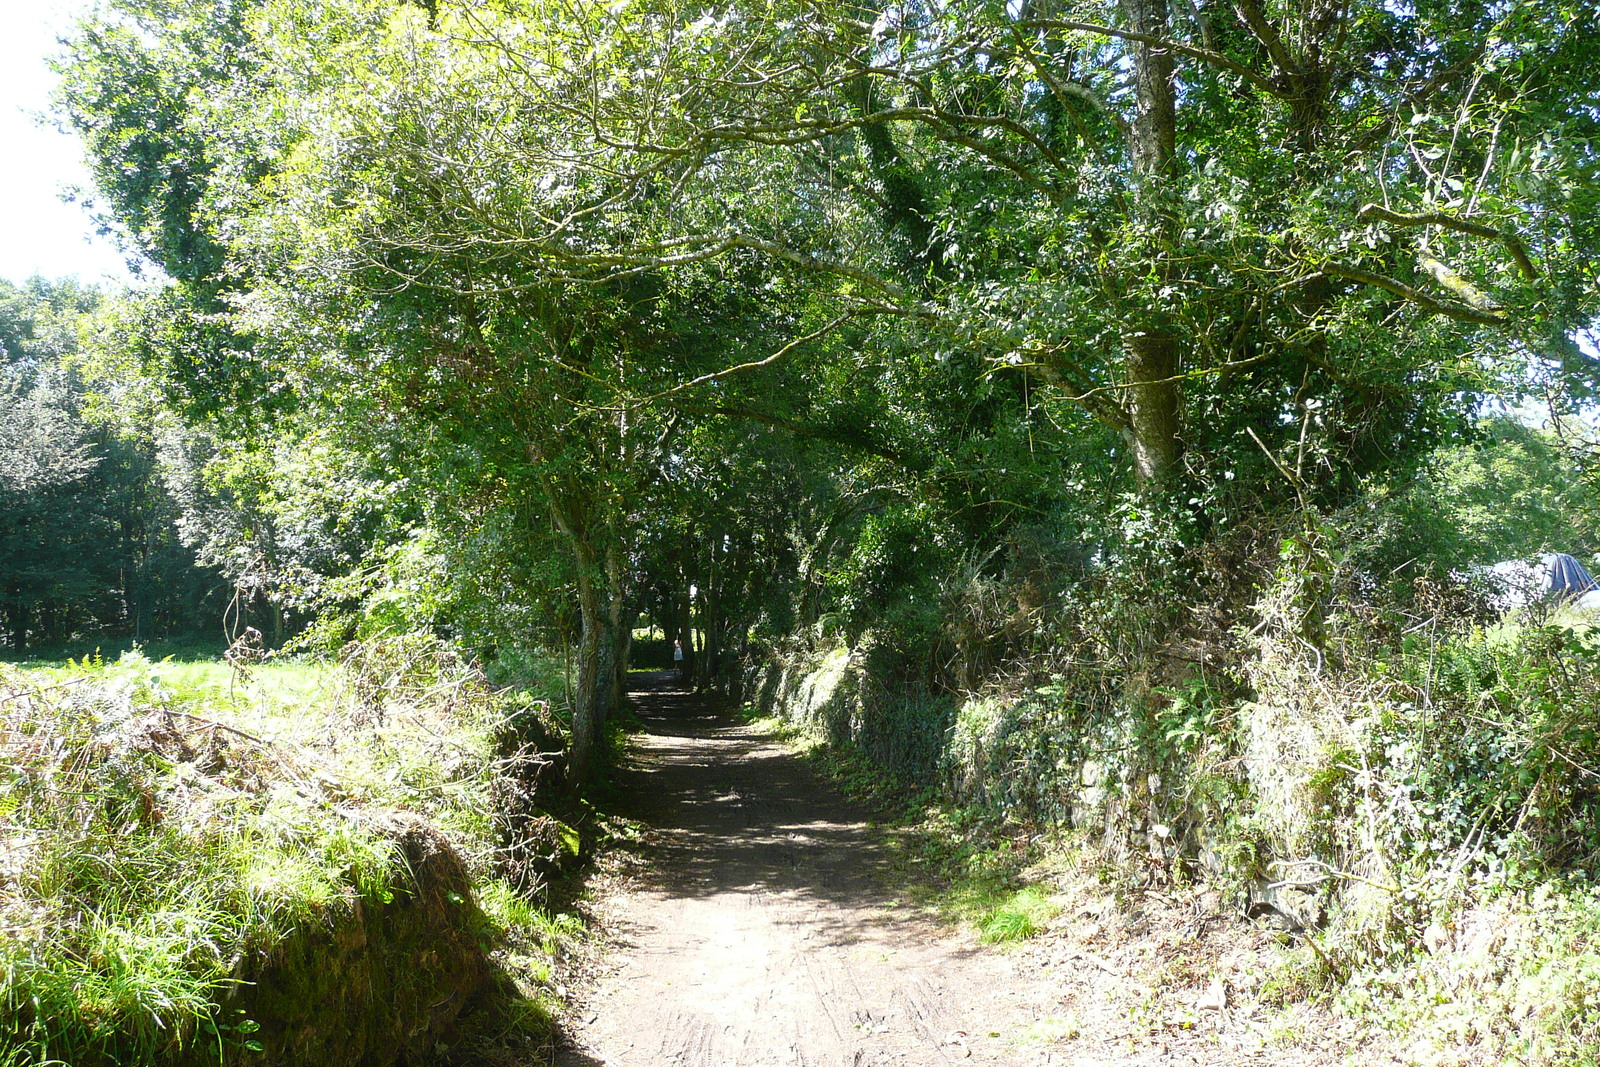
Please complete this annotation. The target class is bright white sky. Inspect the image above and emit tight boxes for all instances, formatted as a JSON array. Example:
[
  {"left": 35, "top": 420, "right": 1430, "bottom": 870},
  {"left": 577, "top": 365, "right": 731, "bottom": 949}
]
[{"left": 0, "top": 0, "right": 135, "bottom": 287}]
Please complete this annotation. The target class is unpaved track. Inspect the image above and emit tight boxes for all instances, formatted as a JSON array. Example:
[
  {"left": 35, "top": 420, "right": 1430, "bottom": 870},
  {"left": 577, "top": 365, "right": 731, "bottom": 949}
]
[
  {"left": 554, "top": 677, "right": 1055, "bottom": 1067},
  {"left": 552, "top": 677, "right": 1388, "bottom": 1067}
]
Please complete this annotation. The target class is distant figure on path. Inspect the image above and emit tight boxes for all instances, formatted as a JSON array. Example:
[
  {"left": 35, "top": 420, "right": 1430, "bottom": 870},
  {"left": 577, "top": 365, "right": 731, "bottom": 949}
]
[{"left": 673, "top": 638, "right": 685, "bottom": 682}]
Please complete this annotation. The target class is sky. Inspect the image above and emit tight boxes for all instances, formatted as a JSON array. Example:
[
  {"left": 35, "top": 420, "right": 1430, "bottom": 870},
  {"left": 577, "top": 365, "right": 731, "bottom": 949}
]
[{"left": 0, "top": 0, "right": 135, "bottom": 287}]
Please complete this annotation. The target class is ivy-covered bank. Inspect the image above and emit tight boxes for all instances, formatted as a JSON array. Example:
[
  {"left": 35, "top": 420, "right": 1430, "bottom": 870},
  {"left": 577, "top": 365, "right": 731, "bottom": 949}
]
[{"left": 745, "top": 577, "right": 1600, "bottom": 1063}]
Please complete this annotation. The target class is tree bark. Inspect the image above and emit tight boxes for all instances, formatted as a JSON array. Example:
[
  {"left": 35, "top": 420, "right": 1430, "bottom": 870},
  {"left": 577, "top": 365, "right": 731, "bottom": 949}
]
[
  {"left": 676, "top": 536, "right": 696, "bottom": 685},
  {"left": 569, "top": 540, "right": 604, "bottom": 787},
  {"left": 697, "top": 585, "right": 720, "bottom": 688},
  {"left": 1124, "top": 332, "right": 1181, "bottom": 486},
  {"left": 1120, "top": 0, "right": 1182, "bottom": 490},
  {"left": 596, "top": 543, "right": 630, "bottom": 729}
]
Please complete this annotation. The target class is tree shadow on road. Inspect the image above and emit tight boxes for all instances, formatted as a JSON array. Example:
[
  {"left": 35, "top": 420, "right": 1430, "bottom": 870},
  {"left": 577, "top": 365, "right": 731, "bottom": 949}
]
[{"left": 596, "top": 672, "right": 980, "bottom": 958}]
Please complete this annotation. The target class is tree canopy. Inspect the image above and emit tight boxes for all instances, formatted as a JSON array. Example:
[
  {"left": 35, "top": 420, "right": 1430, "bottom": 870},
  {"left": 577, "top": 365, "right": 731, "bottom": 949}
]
[{"left": 48, "top": 0, "right": 1600, "bottom": 780}]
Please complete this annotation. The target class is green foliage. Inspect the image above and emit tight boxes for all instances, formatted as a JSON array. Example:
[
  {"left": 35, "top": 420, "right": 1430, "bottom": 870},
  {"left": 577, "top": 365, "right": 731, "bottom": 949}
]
[
  {"left": 1234, "top": 597, "right": 1600, "bottom": 1060},
  {"left": 1328, "top": 417, "right": 1599, "bottom": 616},
  {"left": 828, "top": 504, "right": 957, "bottom": 642},
  {"left": 1365, "top": 620, "right": 1600, "bottom": 871},
  {"left": 1432, "top": 420, "right": 1597, "bottom": 561},
  {"left": 46, "top": 0, "right": 1600, "bottom": 800},
  {"left": 0, "top": 277, "right": 229, "bottom": 655}
]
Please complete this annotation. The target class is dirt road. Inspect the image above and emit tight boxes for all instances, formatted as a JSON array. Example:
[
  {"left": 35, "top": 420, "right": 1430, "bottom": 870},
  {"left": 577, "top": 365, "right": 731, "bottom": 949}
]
[{"left": 552, "top": 677, "right": 1391, "bottom": 1067}]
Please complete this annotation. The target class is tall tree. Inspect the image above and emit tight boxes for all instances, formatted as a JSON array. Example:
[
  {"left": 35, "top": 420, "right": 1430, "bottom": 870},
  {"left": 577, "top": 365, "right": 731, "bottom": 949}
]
[{"left": 0, "top": 278, "right": 228, "bottom": 652}]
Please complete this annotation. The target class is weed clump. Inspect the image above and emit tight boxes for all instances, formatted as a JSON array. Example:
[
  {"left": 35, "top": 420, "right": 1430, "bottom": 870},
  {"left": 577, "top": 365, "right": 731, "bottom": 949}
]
[
  {"left": 979, "top": 886, "right": 1059, "bottom": 943},
  {"left": 1243, "top": 610, "right": 1600, "bottom": 1061}
]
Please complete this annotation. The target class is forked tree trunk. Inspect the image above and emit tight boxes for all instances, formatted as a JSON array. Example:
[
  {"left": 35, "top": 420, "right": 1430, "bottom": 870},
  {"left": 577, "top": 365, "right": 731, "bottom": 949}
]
[
  {"left": 568, "top": 538, "right": 636, "bottom": 786},
  {"left": 539, "top": 461, "right": 627, "bottom": 787}
]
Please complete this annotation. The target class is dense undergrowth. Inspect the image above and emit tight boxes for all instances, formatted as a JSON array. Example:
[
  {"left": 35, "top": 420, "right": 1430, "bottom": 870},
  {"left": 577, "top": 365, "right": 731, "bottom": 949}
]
[
  {"left": 0, "top": 636, "right": 583, "bottom": 1066},
  {"left": 1246, "top": 613, "right": 1600, "bottom": 1064},
  {"left": 748, "top": 526, "right": 1600, "bottom": 1065}
]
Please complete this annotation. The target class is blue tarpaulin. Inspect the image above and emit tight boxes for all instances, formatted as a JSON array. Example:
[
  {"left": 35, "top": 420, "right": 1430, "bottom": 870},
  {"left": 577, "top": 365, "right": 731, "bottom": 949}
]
[{"left": 1547, "top": 553, "right": 1597, "bottom": 596}]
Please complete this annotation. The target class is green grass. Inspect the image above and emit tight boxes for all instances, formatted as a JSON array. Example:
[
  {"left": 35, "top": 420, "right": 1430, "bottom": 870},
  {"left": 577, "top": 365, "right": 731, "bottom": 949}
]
[
  {"left": 898, "top": 818, "right": 1062, "bottom": 943},
  {"left": 0, "top": 651, "right": 409, "bottom": 1062},
  {"left": 978, "top": 886, "right": 1059, "bottom": 943},
  {"left": 738, "top": 707, "right": 812, "bottom": 747},
  {"left": 0, "top": 639, "right": 579, "bottom": 1066}
]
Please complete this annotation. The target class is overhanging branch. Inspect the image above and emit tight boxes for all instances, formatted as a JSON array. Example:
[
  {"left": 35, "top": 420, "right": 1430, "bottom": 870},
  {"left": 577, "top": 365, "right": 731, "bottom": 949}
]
[
  {"left": 1356, "top": 203, "right": 1538, "bottom": 280},
  {"left": 1322, "top": 262, "right": 1510, "bottom": 326}
]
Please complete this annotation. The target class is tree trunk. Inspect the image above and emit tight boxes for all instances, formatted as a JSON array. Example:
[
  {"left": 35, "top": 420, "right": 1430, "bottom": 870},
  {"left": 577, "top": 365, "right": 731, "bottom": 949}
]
[
  {"left": 596, "top": 544, "right": 629, "bottom": 730},
  {"left": 536, "top": 461, "right": 622, "bottom": 788},
  {"left": 676, "top": 542, "right": 696, "bottom": 686},
  {"left": 695, "top": 536, "right": 719, "bottom": 687},
  {"left": 613, "top": 621, "right": 634, "bottom": 699},
  {"left": 1121, "top": 0, "right": 1182, "bottom": 490},
  {"left": 1124, "top": 333, "right": 1180, "bottom": 486},
  {"left": 696, "top": 589, "right": 719, "bottom": 688},
  {"left": 569, "top": 547, "right": 604, "bottom": 787}
]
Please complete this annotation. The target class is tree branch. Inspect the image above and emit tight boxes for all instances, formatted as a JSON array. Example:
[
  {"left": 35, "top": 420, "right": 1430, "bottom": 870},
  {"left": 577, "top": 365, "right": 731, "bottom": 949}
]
[
  {"left": 676, "top": 403, "right": 923, "bottom": 470},
  {"left": 1322, "top": 262, "right": 1510, "bottom": 325},
  {"left": 1020, "top": 18, "right": 1284, "bottom": 98},
  {"left": 998, "top": 32, "right": 1133, "bottom": 145},
  {"left": 1356, "top": 203, "right": 1539, "bottom": 280},
  {"left": 1230, "top": 0, "right": 1297, "bottom": 81},
  {"left": 629, "top": 311, "right": 859, "bottom": 407},
  {"left": 1348, "top": 44, "right": 1488, "bottom": 151},
  {"left": 1417, "top": 253, "right": 1500, "bottom": 312}
]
